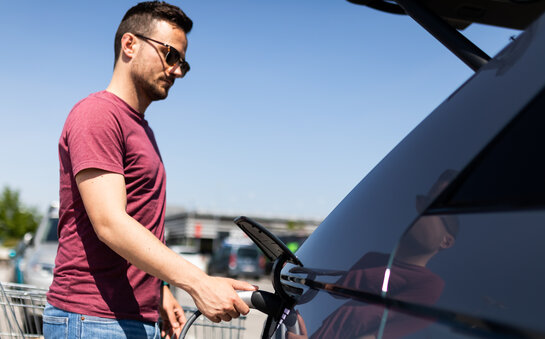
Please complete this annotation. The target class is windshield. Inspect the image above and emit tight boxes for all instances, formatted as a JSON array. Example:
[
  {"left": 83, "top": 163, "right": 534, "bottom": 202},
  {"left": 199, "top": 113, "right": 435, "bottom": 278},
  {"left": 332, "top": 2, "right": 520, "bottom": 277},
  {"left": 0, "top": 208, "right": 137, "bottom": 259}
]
[
  {"left": 45, "top": 218, "right": 59, "bottom": 242},
  {"left": 237, "top": 247, "right": 258, "bottom": 259}
]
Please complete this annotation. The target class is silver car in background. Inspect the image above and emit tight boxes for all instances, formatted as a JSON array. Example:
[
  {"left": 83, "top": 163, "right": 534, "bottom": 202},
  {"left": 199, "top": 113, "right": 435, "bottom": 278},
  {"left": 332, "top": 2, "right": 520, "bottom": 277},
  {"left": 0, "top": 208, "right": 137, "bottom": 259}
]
[{"left": 21, "top": 202, "right": 59, "bottom": 289}]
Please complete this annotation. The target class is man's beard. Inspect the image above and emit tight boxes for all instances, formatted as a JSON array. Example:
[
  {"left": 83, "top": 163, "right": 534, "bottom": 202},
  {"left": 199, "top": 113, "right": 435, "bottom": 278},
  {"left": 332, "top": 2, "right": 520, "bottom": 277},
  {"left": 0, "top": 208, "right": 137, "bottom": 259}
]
[
  {"left": 396, "top": 230, "right": 438, "bottom": 257},
  {"left": 134, "top": 73, "right": 171, "bottom": 102}
]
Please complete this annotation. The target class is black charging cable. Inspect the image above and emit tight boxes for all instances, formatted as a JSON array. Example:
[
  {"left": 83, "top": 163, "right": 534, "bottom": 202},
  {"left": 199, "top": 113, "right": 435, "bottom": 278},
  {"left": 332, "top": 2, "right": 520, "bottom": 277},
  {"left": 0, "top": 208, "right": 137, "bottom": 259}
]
[{"left": 179, "top": 309, "right": 202, "bottom": 339}]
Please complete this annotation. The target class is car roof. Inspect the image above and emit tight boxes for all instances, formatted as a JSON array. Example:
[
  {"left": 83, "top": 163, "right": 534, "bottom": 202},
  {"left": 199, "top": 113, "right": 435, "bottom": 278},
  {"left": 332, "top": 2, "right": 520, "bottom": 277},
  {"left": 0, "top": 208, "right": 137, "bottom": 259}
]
[{"left": 347, "top": 0, "right": 545, "bottom": 30}]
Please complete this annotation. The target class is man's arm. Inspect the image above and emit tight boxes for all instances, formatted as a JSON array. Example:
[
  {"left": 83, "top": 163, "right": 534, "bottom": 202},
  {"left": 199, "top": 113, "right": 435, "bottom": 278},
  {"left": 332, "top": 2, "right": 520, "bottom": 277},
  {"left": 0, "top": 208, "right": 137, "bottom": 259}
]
[{"left": 76, "top": 168, "right": 256, "bottom": 322}]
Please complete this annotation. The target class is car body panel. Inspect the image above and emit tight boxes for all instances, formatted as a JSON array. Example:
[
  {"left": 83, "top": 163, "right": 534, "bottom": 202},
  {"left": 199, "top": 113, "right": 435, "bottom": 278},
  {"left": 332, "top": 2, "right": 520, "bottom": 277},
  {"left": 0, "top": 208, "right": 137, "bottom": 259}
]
[{"left": 276, "top": 11, "right": 545, "bottom": 339}]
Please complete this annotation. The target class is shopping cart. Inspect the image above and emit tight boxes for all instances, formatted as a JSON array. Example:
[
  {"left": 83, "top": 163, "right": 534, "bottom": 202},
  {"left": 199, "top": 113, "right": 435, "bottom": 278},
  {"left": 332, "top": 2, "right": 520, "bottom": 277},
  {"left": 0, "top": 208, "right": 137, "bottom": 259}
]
[
  {"left": 0, "top": 282, "right": 47, "bottom": 339},
  {"left": 0, "top": 281, "right": 246, "bottom": 339},
  {"left": 180, "top": 306, "right": 246, "bottom": 339}
]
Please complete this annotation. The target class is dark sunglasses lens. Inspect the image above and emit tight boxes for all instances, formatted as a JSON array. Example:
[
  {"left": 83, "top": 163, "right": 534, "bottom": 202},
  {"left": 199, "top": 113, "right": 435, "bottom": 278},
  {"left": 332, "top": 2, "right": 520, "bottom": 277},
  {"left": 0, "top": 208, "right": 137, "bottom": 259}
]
[
  {"left": 181, "top": 62, "right": 190, "bottom": 75},
  {"left": 416, "top": 194, "right": 429, "bottom": 213},
  {"left": 165, "top": 48, "right": 180, "bottom": 66}
]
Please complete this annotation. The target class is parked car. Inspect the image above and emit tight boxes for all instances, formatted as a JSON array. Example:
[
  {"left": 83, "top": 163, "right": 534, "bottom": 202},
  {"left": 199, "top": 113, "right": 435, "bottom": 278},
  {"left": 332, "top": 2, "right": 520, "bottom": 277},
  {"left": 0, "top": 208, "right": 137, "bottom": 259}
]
[
  {"left": 240, "top": 2, "right": 545, "bottom": 338},
  {"left": 11, "top": 232, "right": 33, "bottom": 284},
  {"left": 21, "top": 202, "right": 59, "bottom": 289},
  {"left": 208, "top": 242, "right": 264, "bottom": 279}
]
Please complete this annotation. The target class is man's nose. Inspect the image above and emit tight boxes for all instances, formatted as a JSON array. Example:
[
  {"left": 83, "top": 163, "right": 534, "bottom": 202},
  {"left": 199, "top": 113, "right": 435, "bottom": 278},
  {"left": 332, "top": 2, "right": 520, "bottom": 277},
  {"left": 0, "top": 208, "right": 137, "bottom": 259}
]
[{"left": 168, "top": 62, "right": 184, "bottom": 78}]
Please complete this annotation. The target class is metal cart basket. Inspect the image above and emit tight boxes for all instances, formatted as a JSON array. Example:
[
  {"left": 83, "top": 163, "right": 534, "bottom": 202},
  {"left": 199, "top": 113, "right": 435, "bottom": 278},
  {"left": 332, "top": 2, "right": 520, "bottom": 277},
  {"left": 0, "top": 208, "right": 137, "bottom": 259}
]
[
  {"left": 1, "top": 281, "right": 246, "bottom": 339},
  {"left": 0, "top": 282, "right": 47, "bottom": 338},
  {"left": 179, "top": 306, "right": 246, "bottom": 339}
]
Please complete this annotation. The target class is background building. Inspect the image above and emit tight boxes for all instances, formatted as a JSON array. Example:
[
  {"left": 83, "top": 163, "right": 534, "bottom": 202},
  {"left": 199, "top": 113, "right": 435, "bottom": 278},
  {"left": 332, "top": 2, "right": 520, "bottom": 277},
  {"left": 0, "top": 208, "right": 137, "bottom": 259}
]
[{"left": 164, "top": 206, "right": 320, "bottom": 256}]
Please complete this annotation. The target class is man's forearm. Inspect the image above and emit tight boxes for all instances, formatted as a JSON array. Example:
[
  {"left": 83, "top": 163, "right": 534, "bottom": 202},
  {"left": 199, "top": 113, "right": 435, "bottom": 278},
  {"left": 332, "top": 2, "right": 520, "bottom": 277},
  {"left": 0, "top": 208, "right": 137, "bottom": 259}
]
[
  {"left": 75, "top": 168, "right": 206, "bottom": 293},
  {"left": 93, "top": 211, "right": 206, "bottom": 292}
]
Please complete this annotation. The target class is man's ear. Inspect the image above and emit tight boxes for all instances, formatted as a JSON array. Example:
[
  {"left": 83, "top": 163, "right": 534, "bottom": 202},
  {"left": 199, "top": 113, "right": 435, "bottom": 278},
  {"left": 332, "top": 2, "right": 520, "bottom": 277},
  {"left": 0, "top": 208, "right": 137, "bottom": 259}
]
[
  {"left": 440, "top": 234, "right": 455, "bottom": 249},
  {"left": 120, "top": 33, "right": 138, "bottom": 61}
]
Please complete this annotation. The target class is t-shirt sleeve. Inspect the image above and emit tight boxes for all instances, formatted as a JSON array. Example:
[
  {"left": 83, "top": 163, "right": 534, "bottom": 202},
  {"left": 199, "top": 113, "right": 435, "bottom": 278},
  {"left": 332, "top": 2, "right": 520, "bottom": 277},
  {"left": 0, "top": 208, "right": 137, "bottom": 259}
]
[{"left": 65, "top": 98, "right": 125, "bottom": 176}]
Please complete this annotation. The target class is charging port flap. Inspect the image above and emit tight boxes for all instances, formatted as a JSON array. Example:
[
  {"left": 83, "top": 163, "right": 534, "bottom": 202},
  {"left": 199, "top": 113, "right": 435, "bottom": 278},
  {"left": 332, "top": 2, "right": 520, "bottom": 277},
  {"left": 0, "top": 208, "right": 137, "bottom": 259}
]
[{"left": 233, "top": 216, "right": 303, "bottom": 267}]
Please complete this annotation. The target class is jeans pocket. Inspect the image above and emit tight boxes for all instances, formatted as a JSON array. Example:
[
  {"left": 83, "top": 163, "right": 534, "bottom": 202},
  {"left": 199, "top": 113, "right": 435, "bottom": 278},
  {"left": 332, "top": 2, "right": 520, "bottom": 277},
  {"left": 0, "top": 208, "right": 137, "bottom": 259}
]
[
  {"left": 81, "top": 317, "right": 158, "bottom": 339},
  {"left": 43, "top": 315, "right": 69, "bottom": 339}
]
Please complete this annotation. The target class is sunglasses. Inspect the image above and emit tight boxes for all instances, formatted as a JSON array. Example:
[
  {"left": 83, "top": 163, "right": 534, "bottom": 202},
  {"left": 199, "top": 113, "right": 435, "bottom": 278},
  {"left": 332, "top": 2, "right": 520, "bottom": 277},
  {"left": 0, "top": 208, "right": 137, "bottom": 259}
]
[
  {"left": 134, "top": 33, "right": 190, "bottom": 77},
  {"left": 416, "top": 194, "right": 459, "bottom": 237}
]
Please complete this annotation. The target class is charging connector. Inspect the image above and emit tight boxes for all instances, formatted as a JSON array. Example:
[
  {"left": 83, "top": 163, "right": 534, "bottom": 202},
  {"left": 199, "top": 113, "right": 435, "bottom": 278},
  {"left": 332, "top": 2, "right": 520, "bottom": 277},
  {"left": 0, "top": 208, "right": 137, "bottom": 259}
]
[{"left": 179, "top": 290, "right": 283, "bottom": 339}]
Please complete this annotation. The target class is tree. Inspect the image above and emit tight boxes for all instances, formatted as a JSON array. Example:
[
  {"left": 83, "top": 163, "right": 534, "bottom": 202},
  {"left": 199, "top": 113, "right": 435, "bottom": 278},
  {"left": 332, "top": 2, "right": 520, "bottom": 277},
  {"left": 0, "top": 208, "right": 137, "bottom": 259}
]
[{"left": 0, "top": 186, "right": 41, "bottom": 245}]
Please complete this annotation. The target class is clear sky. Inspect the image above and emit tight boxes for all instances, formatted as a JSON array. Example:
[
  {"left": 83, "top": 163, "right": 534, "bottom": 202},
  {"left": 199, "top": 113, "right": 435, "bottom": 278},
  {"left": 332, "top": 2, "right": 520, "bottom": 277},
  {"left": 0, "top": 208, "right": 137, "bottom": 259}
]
[{"left": 0, "top": 1, "right": 519, "bottom": 220}]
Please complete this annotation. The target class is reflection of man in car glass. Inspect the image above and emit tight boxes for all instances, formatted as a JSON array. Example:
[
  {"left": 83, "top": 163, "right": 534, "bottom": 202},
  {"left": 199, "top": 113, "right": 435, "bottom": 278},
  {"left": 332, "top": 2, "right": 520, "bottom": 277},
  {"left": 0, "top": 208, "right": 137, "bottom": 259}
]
[{"left": 306, "top": 170, "right": 459, "bottom": 339}]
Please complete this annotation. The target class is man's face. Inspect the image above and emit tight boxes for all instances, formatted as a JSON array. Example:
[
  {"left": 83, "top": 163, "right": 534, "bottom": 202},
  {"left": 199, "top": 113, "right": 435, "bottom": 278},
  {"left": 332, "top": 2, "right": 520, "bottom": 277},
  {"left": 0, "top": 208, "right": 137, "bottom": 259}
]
[
  {"left": 131, "top": 20, "right": 188, "bottom": 103},
  {"left": 398, "top": 215, "right": 455, "bottom": 257}
]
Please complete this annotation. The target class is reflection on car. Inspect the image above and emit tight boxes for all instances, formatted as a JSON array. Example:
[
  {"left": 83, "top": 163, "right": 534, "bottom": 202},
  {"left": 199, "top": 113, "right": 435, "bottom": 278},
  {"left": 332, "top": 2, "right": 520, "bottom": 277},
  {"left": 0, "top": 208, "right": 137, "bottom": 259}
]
[{"left": 310, "top": 171, "right": 460, "bottom": 338}]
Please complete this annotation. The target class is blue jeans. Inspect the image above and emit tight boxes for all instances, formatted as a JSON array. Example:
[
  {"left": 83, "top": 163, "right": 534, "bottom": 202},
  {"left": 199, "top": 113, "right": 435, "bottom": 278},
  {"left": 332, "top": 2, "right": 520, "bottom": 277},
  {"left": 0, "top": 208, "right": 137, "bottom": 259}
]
[{"left": 43, "top": 303, "right": 160, "bottom": 339}]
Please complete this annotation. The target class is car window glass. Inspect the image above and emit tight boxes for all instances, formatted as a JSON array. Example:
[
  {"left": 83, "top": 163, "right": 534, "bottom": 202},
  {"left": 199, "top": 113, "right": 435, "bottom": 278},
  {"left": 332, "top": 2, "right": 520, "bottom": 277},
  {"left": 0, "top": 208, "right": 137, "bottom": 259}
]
[
  {"left": 430, "top": 87, "right": 545, "bottom": 213},
  {"left": 220, "top": 246, "right": 230, "bottom": 259},
  {"left": 45, "top": 218, "right": 59, "bottom": 242},
  {"left": 237, "top": 247, "right": 258, "bottom": 259}
]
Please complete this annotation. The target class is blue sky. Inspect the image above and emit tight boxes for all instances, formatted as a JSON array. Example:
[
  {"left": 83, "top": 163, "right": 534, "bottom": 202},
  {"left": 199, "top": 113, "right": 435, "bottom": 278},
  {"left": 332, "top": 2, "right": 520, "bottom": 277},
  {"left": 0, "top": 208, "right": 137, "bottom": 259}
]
[{"left": 0, "top": 1, "right": 519, "bottom": 220}]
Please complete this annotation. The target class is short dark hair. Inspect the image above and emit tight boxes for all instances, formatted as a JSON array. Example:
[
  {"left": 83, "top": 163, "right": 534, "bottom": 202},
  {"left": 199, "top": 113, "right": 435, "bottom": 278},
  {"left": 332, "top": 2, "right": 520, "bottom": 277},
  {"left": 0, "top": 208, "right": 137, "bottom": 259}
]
[{"left": 114, "top": 1, "right": 193, "bottom": 66}]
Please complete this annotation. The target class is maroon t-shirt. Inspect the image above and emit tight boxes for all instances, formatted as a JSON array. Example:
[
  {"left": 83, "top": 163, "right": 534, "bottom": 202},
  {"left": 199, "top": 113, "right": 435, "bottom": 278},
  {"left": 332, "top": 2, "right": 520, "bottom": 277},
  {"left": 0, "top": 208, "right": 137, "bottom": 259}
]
[
  {"left": 312, "top": 252, "right": 444, "bottom": 338},
  {"left": 47, "top": 91, "right": 166, "bottom": 322}
]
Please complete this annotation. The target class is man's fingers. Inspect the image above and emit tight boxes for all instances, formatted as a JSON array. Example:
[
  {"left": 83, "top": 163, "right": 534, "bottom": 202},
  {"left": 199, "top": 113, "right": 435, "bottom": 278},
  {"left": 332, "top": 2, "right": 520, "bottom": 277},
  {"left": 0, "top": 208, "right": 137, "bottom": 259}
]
[
  {"left": 165, "top": 308, "right": 181, "bottom": 336},
  {"left": 195, "top": 276, "right": 259, "bottom": 324},
  {"left": 297, "top": 312, "right": 308, "bottom": 335},
  {"left": 172, "top": 308, "right": 186, "bottom": 336},
  {"left": 233, "top": 295, "right": 251, "bottom": 315},
  {"left": 229, "top": 279, "right": 258, "bottom": 292},
  {"left": 220, "top": 314, "right": 233, "bottom": 322},
  {"left": 168, "top": 314, "right": 180, "bottom": 329},
  {"left": 161, "top": 318, "right": 170, "bottom": 339},
  {"left": 226, "top": 305, "right": 241, "bottom": 320},
  {"left": 175, "top": 308, "right": 187, "bottom": 328}
]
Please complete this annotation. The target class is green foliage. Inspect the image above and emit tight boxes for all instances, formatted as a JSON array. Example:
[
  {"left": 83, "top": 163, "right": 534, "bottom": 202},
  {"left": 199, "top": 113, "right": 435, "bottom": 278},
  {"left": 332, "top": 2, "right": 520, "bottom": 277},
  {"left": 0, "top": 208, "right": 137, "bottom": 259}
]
[
  {"left": 286, "top": 220, "right": 304, "bottom": 231},
  {"left": 0, "top": 186, "right": 41, "bottom": 245}
]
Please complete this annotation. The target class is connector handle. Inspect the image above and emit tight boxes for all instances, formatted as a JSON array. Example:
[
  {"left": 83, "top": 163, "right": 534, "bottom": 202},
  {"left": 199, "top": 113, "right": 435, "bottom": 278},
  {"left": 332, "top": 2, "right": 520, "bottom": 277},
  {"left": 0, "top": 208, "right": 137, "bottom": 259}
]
[{"left": 237, "top": 290, "right": 282, "bottom": 316}]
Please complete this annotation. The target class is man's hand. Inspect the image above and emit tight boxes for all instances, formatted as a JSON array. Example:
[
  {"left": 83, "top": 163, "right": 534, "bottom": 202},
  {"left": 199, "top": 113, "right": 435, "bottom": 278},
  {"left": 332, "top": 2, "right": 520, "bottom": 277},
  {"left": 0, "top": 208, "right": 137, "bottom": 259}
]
[
  {"left": 286, "top": 312, "right": 308, "bottom": 339},
  {"left": 160, "top": 285, "right": 186, "bottom": 339},
  {"left": 189, "top": 275, "right": 257, "bottom": 323}
]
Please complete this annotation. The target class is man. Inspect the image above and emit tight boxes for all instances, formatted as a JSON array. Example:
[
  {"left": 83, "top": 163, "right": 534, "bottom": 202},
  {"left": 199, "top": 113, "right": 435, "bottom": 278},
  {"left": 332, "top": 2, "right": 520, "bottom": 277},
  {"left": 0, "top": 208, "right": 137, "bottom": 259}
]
[{"left": 44, "top": 2, "right": 256, "bottom": 338}]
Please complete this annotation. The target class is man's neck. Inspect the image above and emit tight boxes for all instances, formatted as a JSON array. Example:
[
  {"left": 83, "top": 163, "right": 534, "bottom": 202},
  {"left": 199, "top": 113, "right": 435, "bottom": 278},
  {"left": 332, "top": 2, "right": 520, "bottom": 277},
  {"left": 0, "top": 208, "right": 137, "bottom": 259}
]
[
  {"left": 106, "top": 69, "right": 150, "bottom": 114},
  {"left": 394, "top": 246, "right": 437, "bottom": 267}
]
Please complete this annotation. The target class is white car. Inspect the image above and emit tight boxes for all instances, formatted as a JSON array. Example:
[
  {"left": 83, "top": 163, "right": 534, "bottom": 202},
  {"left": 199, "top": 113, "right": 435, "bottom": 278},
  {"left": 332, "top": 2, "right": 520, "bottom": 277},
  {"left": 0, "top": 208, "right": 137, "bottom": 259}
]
[{"left": 22, "top": 202, "right": 59, "bottom": 289}]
